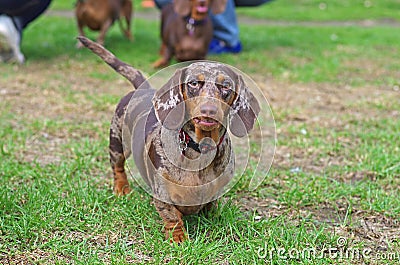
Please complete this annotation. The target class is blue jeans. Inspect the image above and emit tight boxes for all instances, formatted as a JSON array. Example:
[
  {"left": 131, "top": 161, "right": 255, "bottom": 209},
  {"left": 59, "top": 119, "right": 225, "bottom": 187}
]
[
  {"left": 0, "top": 0, "right": 52, "bottom": 33},
  {"left": 154, "top": 0, "right": 273, "bottom": 47}
]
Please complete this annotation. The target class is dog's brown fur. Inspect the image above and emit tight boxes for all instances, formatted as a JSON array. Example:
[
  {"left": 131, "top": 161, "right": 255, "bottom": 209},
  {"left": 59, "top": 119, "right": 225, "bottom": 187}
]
[
  {"left": 75, "top": 0, "right": 133, "bottom": 48},
  {"left": 78, "top": 36, "right": 260, "bottom": 243},
  {"left": 153, "top": 0, "right": 227, "bottom": 68}
]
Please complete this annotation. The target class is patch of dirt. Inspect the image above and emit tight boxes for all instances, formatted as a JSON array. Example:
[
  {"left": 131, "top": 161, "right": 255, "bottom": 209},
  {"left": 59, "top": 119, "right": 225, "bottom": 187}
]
[
  {"left": 252, "top": 75, "right": 399, "bottom": 174},
  {"left": 1, "top": 59, "right": 132, "bottom": 166},
  {"left": 1, "top": 230, "right": 153, "bottom": 264},
  {"left": 1, "top": 59, "right": 131, "bottom": 121},
  {"left": 0, "top": 249, "right": 72, "bottom": 265},
  {"left": 23, "top": 133, "right": 66, "bottom": 165},
  {"left": 238, "top": 196, "right": 399, "bottom": 254},
  {"left": 63, "top": 231, "right": 153, "bottom": 263},
  {"left": 309, "top": 206, "right": 399, "bottom": 254}
]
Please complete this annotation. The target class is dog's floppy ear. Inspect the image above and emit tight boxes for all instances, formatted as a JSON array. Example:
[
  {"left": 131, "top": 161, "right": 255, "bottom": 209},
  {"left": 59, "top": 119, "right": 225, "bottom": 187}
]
[
  {"left": 210, "top": 0, "right": 227, "bottom": 14},
  {"left": 152, "top": 68, "right": 186, "bottom": 130},
  {"left": 229, "top": 75, "right": 260, "bottom": 137},
  {"left": 174, "top": 0, "right": 191, "bottom": 16}
]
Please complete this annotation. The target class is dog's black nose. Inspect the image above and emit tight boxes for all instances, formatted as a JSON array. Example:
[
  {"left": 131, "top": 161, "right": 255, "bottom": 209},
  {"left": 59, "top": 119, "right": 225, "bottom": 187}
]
[{"left": 200, "top": 104, "right": 218, "bottom": 116}]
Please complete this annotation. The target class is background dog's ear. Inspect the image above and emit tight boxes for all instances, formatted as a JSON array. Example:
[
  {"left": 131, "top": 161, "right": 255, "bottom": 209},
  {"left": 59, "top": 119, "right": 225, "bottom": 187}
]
[
  {"left": 152, "top": 69, "right": 186, "bottom": 130},
  {"left": 174, "top": 0, "right": 191, "bottom": 16},
  {"left": 229, "top": 75, "right": 260, "bottom": 137},
  {"left": 210, "top": 0, "right": 228, "bottom": 14}
]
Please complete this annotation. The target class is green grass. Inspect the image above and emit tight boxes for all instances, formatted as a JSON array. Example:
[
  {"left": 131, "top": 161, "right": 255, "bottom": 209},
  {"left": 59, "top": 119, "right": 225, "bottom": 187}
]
[
  {"left": 1, "top": 1, "right": 399, "bottom": 264},
  {"left": 237, "top": 0, "right": 400, "bottom": 21},
  {"left": 52, "top": 0, "right": 400, "bottom": 21}
]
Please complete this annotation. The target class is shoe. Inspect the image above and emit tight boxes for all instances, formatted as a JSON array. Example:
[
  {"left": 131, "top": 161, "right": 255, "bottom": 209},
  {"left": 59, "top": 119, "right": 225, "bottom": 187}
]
[
  {"left": 0, "top": 15, "right": 24, "bottom": 64},
  {"left": 208, "top": 38, "right": 242, "bottom": 55}
]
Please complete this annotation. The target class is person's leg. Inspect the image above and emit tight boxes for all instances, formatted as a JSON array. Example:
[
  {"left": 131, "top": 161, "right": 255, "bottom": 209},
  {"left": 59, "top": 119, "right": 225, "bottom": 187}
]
[
  {"left": 0, "top": 0, "right": 51, "bottom": 63},
  {"left": 0, "top": 0, "right": 52, "bottom": 32},
  {"left": 153, "top": 0, "right": 172, "bottom": 9},
  {"left": 209, "top": 0, "right": 273, "bottom": 54},
  {"left": 234, "top": 0, "right": 273, "bottom": 7},
  {"left": 0, "top": 14, "right": 24, "bottom": 63},
  {"left": 209, "top": 0, "right": 241, "bottom": 54},
  {"left": 211, "top": 0, "right": 239, "bottom": 47}
]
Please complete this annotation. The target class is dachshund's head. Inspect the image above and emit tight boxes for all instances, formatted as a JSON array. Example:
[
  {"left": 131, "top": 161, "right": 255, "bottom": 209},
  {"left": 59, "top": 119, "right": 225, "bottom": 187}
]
[
  {"left": 174, "top": 0, "right": 227, "bottom": 21},
  {"left": 152, "top": 62, "right": 260, "bottom": 141},
  {"left": 172, "top": 0, "right": 227, "bottom": 63}
]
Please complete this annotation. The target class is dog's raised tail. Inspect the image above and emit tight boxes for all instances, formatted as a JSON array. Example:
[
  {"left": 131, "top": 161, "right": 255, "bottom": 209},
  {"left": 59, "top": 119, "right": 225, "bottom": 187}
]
[{"left": 77, "top": 36, "right": 148, "bottom": 89}]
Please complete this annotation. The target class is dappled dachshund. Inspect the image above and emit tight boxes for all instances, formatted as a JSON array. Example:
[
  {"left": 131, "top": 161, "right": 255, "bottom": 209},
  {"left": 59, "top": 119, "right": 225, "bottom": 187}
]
[
  {"left": 153, "top": 0, "right": 227, "bottom": 68},
  {"left": 78, "top": 36, "right": 259, "bottom": 243},
  {"left": 75, "top": 0, "right": 133, "bottom": 48}
]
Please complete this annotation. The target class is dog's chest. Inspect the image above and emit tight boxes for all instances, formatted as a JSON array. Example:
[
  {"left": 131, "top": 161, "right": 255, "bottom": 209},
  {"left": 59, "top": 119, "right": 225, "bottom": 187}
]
[
  {"left": 77, "top": 1, "right": 116, "bottom": 29},
  {"left": 156, "top": 128, "right": 231, "bottom": 179},
  {"left": 166, "top": 147, "right": 228, "bottom": 185},
  {"left": 148, "top": 128, "right": 234, "bottom": 206}
]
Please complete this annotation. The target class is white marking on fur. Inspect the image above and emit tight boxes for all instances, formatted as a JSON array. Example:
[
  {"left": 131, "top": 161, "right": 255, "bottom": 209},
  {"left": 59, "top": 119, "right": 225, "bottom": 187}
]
[
  {"left": 231, "top": 87, "right": 250, "bottom": 114},
  {"left": 156, "top": 89, "right": 181, "bottom": 110}
]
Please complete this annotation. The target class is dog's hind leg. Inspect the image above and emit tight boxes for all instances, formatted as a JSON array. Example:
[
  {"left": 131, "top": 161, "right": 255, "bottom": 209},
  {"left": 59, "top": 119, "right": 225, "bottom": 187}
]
[
  {"left": 119, "top": 0, "right": 133, "bottom": 40},
  {"left": 109, "top": 101, "right": 131, "bottom": 195},
  {"left": 152, "top": 43, "right": 172, "bottom": 68},
  {"left": 110, "top": 152, "right": 130, "bottom": 195},
  {"left": 96, "top": 18, "right": 113, "bottom": 47},
  {"left": 76, "top": 21, "right": 86, "bottom": 49}
]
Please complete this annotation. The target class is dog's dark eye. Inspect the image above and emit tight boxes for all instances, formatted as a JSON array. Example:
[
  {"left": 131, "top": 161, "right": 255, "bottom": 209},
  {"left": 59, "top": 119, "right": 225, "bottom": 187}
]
[
  {"left": 188, "top": 80, "right": 201, "bottom": 90},
  {"left": 218, "top": 80, "right": 233, "bottom": 97},
  {"left": 222, "top": 80, "right": 232, "bottom": 91}
]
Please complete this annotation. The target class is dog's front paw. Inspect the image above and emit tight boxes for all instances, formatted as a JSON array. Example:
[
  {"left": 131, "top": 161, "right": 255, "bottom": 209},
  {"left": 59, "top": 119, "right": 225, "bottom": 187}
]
[
  {"left": 114, "top": 183, "right": 131, "bottom": 195},
  {"left": 152, "top": 58, "right": 169, "bottom": 69},
  {"left": 165, "top": 226, "right": 187, "bottom": 244},
  {"left": 124, "top": 31, "right": 133, "bottom": 41},
  {"left": 113, "top": 173, "right": 131, "bottom": 195}
]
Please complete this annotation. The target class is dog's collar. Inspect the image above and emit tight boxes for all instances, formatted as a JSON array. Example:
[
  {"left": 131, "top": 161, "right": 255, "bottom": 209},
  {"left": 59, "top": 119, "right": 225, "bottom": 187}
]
[
  {"left": 184, "top": 16, "right": 207, "bottom": 35},
  {"left": 179, "top": 129, "right": 226, "bottom": 154}
]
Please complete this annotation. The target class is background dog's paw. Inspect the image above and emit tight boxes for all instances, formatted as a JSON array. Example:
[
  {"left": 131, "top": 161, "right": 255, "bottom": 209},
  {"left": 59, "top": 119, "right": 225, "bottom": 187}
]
[
  {"left": 152, "top": 58, "right": 169, "bottom": 69},
  {"left": 124, "top": 31, "right": 133, "bottom": 41}
]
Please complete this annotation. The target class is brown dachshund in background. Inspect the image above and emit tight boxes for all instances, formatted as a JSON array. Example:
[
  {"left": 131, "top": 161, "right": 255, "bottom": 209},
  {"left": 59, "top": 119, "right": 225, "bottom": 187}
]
[
  {"left": 78, "top": 36, "right": 260, "bottom": 243},
  {"left": 153, "top": 0, "right": 227, "bottom": 68},
  {"left": 75, "top": 0, "right": 133, "bottom": 48}
]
